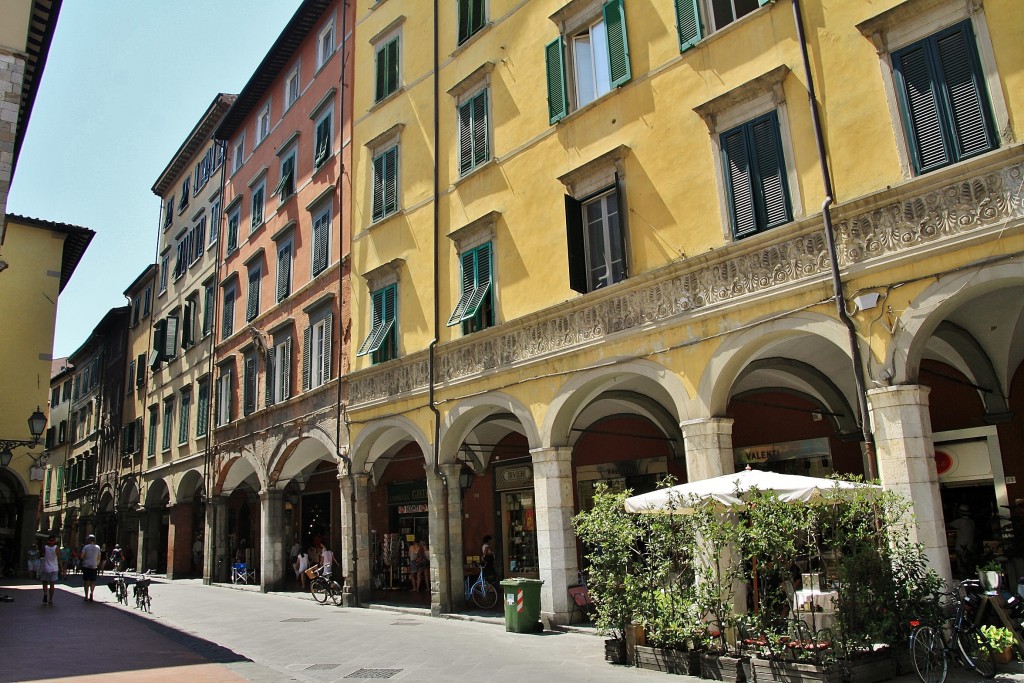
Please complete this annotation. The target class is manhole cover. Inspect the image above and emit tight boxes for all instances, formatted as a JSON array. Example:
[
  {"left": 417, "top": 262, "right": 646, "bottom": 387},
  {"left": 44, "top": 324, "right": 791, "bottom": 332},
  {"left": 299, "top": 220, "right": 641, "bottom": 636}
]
[
  {"left": 344, "top": 669, "right": 403, "bottom": 679},
  {"left": 283, "top": 618, "right": 319, "bottom": 622},
  {"left": 306, "top": 664, "right": 340, "bottom": 671}
]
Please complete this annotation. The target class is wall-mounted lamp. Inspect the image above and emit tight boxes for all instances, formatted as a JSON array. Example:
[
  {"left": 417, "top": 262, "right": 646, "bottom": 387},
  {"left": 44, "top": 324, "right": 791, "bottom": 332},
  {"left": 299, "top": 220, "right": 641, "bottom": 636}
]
[
  {"left": 0, "top": 408, "right": 48, "bottom": 468},
  {"left": 459, "top": 468, "right": 475, "bottom": 491}
]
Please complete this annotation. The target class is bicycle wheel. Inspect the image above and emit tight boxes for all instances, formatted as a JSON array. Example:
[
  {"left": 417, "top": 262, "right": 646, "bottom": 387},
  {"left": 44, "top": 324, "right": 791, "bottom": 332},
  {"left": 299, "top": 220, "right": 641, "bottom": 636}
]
[
  {"left": 471, "top": 581, "right": 498, "bottom": 609},
  {"left": 330, "top": 581, "right": 344, "bottom": 606},
  {"left": 911, "top": 626, "right": 948, "bottom": 683},
  {"left": 956, "top": 626, "right": 996, "bottom": 678},
  {"left": 311, "top": 578, "right": 329, "bottom": 604}
]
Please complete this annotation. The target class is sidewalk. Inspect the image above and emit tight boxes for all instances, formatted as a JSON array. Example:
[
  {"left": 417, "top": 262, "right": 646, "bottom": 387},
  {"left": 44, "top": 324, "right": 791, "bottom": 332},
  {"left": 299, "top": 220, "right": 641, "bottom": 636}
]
[{"left": 3, "top": 574, "right": 1024, "bottom": 683}]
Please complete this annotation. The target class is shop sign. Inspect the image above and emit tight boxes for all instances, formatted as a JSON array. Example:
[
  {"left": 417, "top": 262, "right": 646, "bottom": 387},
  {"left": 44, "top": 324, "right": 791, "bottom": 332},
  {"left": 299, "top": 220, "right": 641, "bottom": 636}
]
[
  {"left": 495, "top": 463, "right": 533, "bottom": 492},
  {"left": 397, "top": 504, "right": 428, "bottom": 514},
  {"left": 734, "top": 437, "right": 830, "bottom": 465},
  {"left": 388, "top": 481, "right": 428, "bottom": 506},
  {"left": 576, "top": 456, "right": 667, "bottom": 483}
]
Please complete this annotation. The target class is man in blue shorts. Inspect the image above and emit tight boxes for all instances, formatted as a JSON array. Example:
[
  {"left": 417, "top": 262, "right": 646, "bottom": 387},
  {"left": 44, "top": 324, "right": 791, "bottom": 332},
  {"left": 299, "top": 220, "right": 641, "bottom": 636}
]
[{"left": 80, "top": 534, "right": 101, "bottom": 602}]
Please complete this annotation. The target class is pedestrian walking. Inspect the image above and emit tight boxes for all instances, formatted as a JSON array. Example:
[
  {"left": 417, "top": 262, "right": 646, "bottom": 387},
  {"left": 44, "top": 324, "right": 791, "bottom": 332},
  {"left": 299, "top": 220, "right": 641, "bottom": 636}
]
[
  {"left": 320, "top": 545, "right": 338, "bottom": 578},
  {"left": 40, "top": 534, "right": 63, "bottom": 607},
  {"left": 294, "top": 547, "right": 310, "bottom": 591},
  {"left": 80, "top": 534, "right": 101, "bottom": 602}
]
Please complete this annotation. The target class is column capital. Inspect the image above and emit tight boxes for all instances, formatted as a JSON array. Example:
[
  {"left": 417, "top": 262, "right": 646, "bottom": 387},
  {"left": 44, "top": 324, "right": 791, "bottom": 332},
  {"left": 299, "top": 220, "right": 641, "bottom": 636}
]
[
  {"left": 529, "top": 446, "right": 572, "bottom": 464},
  {"left": 680, "top": 416, "right": 735, "bottom": 432},
  {"left": 259, "top": 489, "right": 285, "bottom": 502},
  {"left": 867, "top": 384, "right": 931, "bottom": 406}
]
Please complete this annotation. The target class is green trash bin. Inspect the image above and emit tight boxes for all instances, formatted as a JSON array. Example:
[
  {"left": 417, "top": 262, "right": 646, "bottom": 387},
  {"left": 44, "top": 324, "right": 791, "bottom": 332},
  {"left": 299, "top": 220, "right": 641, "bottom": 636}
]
[{"left": 500, "top": 578, "right": 544, "bottom": 633}]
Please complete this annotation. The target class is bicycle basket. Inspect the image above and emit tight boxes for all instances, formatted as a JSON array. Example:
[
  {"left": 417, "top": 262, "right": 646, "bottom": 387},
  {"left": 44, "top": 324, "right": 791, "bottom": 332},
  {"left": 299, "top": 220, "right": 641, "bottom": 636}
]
[
  {"left": 940, "top": 600, "right": 958, "bottom": 619},
  {"left": 304, "top": 568, "right": 317, "bottom": 579}
]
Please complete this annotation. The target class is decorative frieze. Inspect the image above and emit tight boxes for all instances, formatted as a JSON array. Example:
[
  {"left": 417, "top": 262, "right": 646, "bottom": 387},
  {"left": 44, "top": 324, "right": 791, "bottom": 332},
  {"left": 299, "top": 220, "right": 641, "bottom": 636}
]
[{"left": 349, "top": 154, "right": 1023, "bottom": 408}]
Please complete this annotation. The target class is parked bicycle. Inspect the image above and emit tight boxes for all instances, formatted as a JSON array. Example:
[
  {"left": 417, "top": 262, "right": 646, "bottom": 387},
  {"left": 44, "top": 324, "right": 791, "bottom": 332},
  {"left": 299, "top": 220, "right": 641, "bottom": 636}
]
[
  {"left": 464, "top": 563, "right": 498, "bottom": 609},
  {"left": 110, "top": 571, "right": 129, "bottom": 605},
  {"left": 908, "top": 578, "right": 997, "bottom": 683},
  {"left": 308, "top": 565, "right": 343, "bottom": 606},
  {"left": 133, "top": 570, "right": 154, "bottom": 612}
]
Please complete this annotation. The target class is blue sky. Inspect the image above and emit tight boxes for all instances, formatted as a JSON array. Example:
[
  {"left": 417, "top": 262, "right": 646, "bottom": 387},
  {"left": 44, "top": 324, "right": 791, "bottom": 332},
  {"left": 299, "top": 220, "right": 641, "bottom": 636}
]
[{"left": 10, "top": 0, "right": 302, "bottom": 358}]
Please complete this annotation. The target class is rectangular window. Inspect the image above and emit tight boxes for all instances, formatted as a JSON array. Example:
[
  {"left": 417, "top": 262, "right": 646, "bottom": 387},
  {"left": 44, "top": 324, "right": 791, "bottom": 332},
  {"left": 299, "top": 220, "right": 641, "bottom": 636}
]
[
  {"left": 226, "top": 206, "right": 240, "bottom": 253},
  {"left": 356, "top": 285, "right": 397, "bottom": 363},
  {"left": 303, "top": 314, "right": 334, "bottom": 390},
  {"left": 131, "top": 296, "right": 141, "bottom": 326},
  {"left": 720, "top": 110, "right": 792, "bottom": 239},
  {"left": 709, "top": 0, "right": 762, "bottom": 33},
  {"left": 162, "top": 314, "right": 179, "bottom": 361},
  {"left": 273, "top": 151, "right": 296, "bottom": 201},
  {"left": 159, "top": 254, "right": 169, "bottom": 293},
  {"left": 285, "top": 64, "right": 301, "bottom": 110},
  {"left": 458, "top": 89, "right": 490, "bottom": 175},
  {"left": 163, "top": 197, "right": 174, "bottom": 228},
  {"left": 222, "top": 287, "right": 236, "bottom": 339},
  {"left": 62, "top": 380, "right": 71, "bottom": 402},
  {"left": 371, "top": 145, "right": 399, "bottom": 222},
  {"left": 126, "top": 360, "right": 136, "bottom": 395},
  {"left": 181, "top": 297, "right": 198, "bottom": 349},
  {"left": 314, "top": 110, "right": 332, "bottom": 169},
  {"left": 374, "top": 37, "right": 400, "bottom": 103},
  {"left": 565, "top": 183, "right": 628, "bottom": 293},
  {"left": 256, "top": 102, "right": 271, "bottom": 146},
  {"left": 56, "top": 465, "right": 63, "bottom": 502},
  {"left": 50, "top": 386, "right": 60, "bottom": 407},
  {"left": 267, "top": 337, "right": 292, "bottom": 405},
  {"left": 45, "top": 469, "right": 51, "bottom": 504},
  {"left": 143, "top": 286, "right": 151, "bottom": 315},
  {"left": 317, "top": 19, "right": 335, "bottom": 69},
  {"left": 215, "top": 366, "right": 233, "bottom": 427},
  {"left": 58, "top": 419, "right": 67, "bottom": 444},
  {"left": 136, "top": 353, "right": 145, "bottom": 387},
  {"left": 448, "top": 242, "right": 494, "bottom": 334},
  {"left": 210, "top": 198, "right": 221, "bottom": 246},
  {"left": 243, "top": 353, "right": 257, "bottom": 416},
  {"left": 246, "top": 266, "right": 261, "bottom": 322},
  {"left": 178, "top": 178, "right": 190, "bottom": 211},
  {"left": 312, "top": 208, "right": 331, "bottom": 276},
  {"left": 458, "top": 0, "right": 486, "bottom": 45},
  {"left": 178, "top": 389, "right": 191, "bottom": 445},
  {"left": 277, "top": 241, "right": 293, "bottom": 302},
  {"left": 162, "top": 399, "right": 174, "bottom": 451},
  {"left": 545, "top": 0, "right": 630, "bottom": 123},
  {"left": 203, "top": 283, "right": 214, "bottom": 337},
  {"left": 892, "top": 20, "right": 997, "bottom": 175},
  {"left": 232, "top": 136, "right": 245, "bottom": 175},
  {"left": 196, "top": 379, "right": 210, "bottom": 437},
  {"left": 251, "top": 181, "right": 265, "bottom": 231},
  {"left": 174, "top": 229, "right": 190, "bottom": 279},
  {"left": 189, "top": 217, "right": 206, "bottom": 265}
]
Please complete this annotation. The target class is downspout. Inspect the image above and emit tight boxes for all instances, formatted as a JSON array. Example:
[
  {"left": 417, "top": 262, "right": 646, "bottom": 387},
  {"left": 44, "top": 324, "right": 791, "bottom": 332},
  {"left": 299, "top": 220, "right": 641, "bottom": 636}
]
[
  {"left": 333, "top": 0, "right": 358, "bottom": 604},
  {"left": 427, "top": 0, "right": 452, "bottom": 614},
  {"left": 792, "top": 0, "right": 878, "bottom": 480}
]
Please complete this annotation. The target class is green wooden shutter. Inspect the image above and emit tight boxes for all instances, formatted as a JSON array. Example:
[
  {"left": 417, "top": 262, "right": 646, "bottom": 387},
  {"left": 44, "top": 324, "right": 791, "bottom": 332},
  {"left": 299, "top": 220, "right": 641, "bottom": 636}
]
[
  {"left": 223, "top": 290, "right": 234, "bottom": 338},
  {"left": 565, "top": 194, "right": 587, "bottom": 293},
  {"left": 749, "top": 112, "right": 791, "bottom": 230},
  {"left": 282, "top": 337, "right": 292, "bottom": 400},
  {"left": 458, "top": 99, "right": 474, "bottom": 175},
  {"left": 265, "top": 347, "right": 275, "bottom": 407},
  {"left": 313, "top": 213, "right": 329, "bottom": 275},
  {"left": 386, "top": 39, "right": 399, "bottom": 97},
  {"left": 458, "top": 0, "right": 472, "bottom": 45},
  {"left": 246, "top": 271, "right": 259, "bottom": 321},
  {"left": 463, "top": 243, "right": 492, "bottom": 319},
  {"left": 180, "top": 302, "right": 192, "bottom": 349},
  {"left": 612, "top": 173, "right": 629, "bottom": 282},
  {"left": 243, "top": 356, "right": 256, "bottom": 415},
  {"left": 894, "top": 43, "right": 949, "bottom": 173},
  {"left": 357, "top": 289, "right": 388, "bottom": 356},
  {"left": 675, "top": 0, "right": 702, "bottom": 52},
  {"left": 722, "top": 127, "right": 757, "bottom": 238},
  {"left": 277, "top": 244, "right": 292, "bottom": 302},
  {"left": 372, "top": 153, "right": 386, "bottom": 221},
  {"left": 473, "top": 90, "right": 489, "bottom": 167},
  {"left": 203, "top": 285, "right": 213, "bottom": 336},
  {"left": 546, "top": 37, "right": 568, "bottom": 124},
  {"left": 383, "top": 147, "right": 399, "bottom": 217},
  {"left": 322, "top": 313, "right": 333, "bottom": 382},
  {"left": 603, "top": 0, "right": 631, "bottom": 88},
  {"left": 448, "top": 249, "right": 479, "bottom": 326},
  {"left": 163, "top": 316, "right": 179, "bottom": 359},
  {"left": 375, "top": 42, "right": 388, "bottom": 102},
  {"left": 935, "top": 23, "right": 995, "bottom": 161},
  {"left": 303, "top": 326, "right": 313, "bottom": 390}
]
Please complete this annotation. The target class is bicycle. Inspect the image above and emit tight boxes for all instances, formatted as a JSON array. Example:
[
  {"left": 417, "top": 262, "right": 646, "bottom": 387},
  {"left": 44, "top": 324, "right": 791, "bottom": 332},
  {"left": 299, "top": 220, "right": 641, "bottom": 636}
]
[
  {"left": 111, "top": 571, "right": 129, "bottom": 605},
  {"left": 908, "top": 578, "right": 997, "bottom": 683},
  {"left": 464, "top": 563, "right": 498, "bottom": 609},
  {"left": 308, "top": 566, "right": 343, "bottom": 606},
  {"left": 133, "top": 570, "right": 154, "bottom": 612}
]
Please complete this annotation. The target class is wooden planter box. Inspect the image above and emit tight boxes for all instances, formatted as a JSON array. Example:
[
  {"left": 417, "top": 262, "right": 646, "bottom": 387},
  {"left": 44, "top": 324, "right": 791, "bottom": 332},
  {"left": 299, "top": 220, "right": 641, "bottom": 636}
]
[
  {"left": 605, "top": 639, "right": 627, "bottom": 665},
  {"left": 841, "top": 652, "right": 896, "bottom": 683},
  {"left": 635, "top": 645, "right": 692, "bottom": 675},
  {"left": 750, "top": 658, "right": 843, "bottom": 683},
  {"left": 701, "top": 653, "right": 748, "bottom": 683}
]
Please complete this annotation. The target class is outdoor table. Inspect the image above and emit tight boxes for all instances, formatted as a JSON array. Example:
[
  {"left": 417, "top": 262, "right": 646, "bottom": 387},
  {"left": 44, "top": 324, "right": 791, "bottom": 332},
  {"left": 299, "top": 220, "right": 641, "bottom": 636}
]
[{"left": 793, "top": 588, "right": 837, "bottom": 631}]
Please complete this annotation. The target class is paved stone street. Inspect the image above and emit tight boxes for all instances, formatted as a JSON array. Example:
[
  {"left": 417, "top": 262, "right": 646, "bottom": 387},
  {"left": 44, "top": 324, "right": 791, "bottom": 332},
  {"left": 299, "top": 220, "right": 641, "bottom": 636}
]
[{"left": 3, "top": 576, "right": 1024, "bottom": 683}]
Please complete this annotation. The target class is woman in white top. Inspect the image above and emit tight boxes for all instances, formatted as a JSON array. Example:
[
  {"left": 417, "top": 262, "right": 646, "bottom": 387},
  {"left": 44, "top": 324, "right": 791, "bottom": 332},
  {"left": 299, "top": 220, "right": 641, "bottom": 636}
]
[{"left": 294, "top": 549, "right": 310, "bottom": 591}]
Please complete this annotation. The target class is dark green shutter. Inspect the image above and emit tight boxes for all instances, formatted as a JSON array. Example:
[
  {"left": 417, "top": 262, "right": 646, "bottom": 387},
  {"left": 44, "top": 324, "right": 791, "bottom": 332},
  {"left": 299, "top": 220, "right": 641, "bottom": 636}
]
[
  {"left": 357, "top": 289, "right": 386, "bottom": 356},
  {"left": 463, "top": 243, "right": 492, "bottom": 319},
  {"left": 749, "top": 112, "right": 791, "bottom": 229},
  {"left": 894, "top": 44, "right": 949, "bottom": 172},
  {"left": 675, "top": 0, "right": 702, "bottom": 52},
  {"left": 322, "top": 313, "right": 333, "bottom": 381},
  {"left": 313, "top": 213, "right": 329, "bottom": 275},
  {"left": 375, "top": 38, "right": 398, "bottom": 102},
  {"left": 383, "top": 147, "right": 398, "bottom": 217},
  {"left": 603, "top": 0, "right": 631, "bottom": 88},
  {"left": 265, "top": 347, "right": 275, "bottom": 406},
  {"left": 722, "top": 127, "right": 757, "bottom": 238},
  {"left": 458, "top": 99, "right": 474, "bottom": 175},
  {"left": 473, "top": 90, "right": 488, "bottom": 167},
  {"left": 281, "top": 337, "right": 292, "bottom": 400},
  {"left": 375, "top": 41, "right": 388, "bottom": 102},
  {"left": 163, "top": 316, "right": 179, "bottom": 359},
  {"left": 303, "top": 326, "right": 313, "bottom": 390},
  {"left": 372, "top": 153, "right": 386, "bottom": 221},
  {"left": 935, "top": 24, "right": 995, "bottom": 160},
  {"left": 546, "top": 37, "right": 568, "bottom": 124},
  {"left": 223, "top": 291, "right": 234, "bottom": 338},
  {"left": 565, "top": 194, "right": 587, "bottom": 293},
  {"left": 458, "top": 0, "right": 472, "bottom": 44},
  {"left": 386, "top": 39, "right": 399, "bottom": 97},
  {"left": 243, "top": 356, "right": 256, "bottom": 415},
  {"left": 246, "top": 271, "right": 259, "bottom": 321},
  {"left": 277, "top": 244, "right": 292, "bottom": 302},
  {"left": 448, "top": 249, "right": 478, "bottom": 326}
]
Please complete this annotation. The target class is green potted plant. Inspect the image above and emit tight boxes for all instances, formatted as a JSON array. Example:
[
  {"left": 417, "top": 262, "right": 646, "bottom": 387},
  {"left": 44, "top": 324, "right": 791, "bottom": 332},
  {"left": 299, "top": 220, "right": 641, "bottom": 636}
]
[
  {"left": 977, "top": 559, "right": 1002, "bottom": 593},
  {"left": 979, "top": 625, "right": 1016, "bottom": 663}
]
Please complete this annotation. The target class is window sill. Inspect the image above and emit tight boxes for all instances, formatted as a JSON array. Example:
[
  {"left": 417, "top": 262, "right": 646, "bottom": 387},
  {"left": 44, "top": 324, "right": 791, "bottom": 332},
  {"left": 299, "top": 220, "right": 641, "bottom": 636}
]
[
  {"left": 275, "top": 192, "right": 297, "bottom": 215},
  {"left": 312, "top": 152, "right": 338, "bottom": 180},
  {"left": 368, "top": 87, "right": 405, "bottom": 114},
  {"left": 365, "top": 208, "right": 405, "bottom": 233},
  {"left": 450, "top": 23, "right": 492, "bottom": 58},
  {"left": 683, "top": 3, "right": 773, "bottom": 55},
  {"left": 314, "top": 50, "right": 338, "bottom": 78},
  {"left": 556, "top": 87, "right": 620, "bottom": 125},
  {"left": 452, "top": 157, "right": 496, "bottom": 188},
  {"left": 249, "top": 220, "right": 266, "bottom": 238}
]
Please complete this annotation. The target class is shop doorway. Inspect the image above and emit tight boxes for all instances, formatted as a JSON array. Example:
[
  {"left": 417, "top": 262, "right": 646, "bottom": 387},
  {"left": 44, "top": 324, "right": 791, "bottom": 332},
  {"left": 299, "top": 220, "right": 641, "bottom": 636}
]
[{"left": 300, "top": 491, "right": 331, "bottom": 549}]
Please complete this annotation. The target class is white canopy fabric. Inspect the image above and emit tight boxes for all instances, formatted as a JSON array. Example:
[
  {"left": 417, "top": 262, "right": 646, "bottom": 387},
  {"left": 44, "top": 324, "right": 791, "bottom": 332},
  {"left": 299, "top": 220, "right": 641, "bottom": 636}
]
[{"left": 623, "top": 468, "right": 880, "bottom": 514}]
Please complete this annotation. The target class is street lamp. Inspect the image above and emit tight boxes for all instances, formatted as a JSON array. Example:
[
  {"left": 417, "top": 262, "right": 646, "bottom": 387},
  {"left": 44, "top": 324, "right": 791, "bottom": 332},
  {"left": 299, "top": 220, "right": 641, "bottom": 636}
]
[{"left": 0, "top": 408, "right": 48, "bottom": 468}]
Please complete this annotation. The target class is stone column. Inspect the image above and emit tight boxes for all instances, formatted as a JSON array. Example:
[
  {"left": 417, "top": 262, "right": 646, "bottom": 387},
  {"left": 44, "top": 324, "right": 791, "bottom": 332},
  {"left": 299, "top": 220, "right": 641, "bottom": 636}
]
[
  {"left": 339, "top": 473, "right": 372, "bottom": 603},
  {"left": 439, "top": 463, "right": 465, "bottom": 609},
  {"left": 868, "top": 385, "right": 952, "bottom": 587},
  {"left": 260, "top": 490, "right": 286, "bottom": 592},
  {"left": 207, "top": 496, "right": 229, "bottom": 583},
  {"left": 681, "top": 417, "right": 735, "bottom": 481},
  {"left": 531, "top": 446, "right": 576, "bottom": 627},
  {"left": 166, "top": 503, "right": 193, "bottom": 580},
  {"left": 425, "top": 467, "right": 453, "bottom": 616}
]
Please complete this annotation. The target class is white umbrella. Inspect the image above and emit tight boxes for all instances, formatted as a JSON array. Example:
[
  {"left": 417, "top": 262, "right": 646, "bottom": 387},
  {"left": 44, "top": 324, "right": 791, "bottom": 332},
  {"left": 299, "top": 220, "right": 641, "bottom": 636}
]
[{"left": 624, "top": 467, "right": 880, "bottom": 514}]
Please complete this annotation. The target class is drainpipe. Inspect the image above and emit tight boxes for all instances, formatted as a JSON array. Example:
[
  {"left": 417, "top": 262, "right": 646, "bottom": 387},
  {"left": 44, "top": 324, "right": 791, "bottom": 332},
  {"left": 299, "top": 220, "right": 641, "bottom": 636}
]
[
  {"left": 428, "top": 0, "right": 452, "bottom": 614},
  {"left": 792, "top": 0, "right": 878, "bottom": 480},
  {"left": 333, "top": 0, "right": 359, "bottom": 604}
]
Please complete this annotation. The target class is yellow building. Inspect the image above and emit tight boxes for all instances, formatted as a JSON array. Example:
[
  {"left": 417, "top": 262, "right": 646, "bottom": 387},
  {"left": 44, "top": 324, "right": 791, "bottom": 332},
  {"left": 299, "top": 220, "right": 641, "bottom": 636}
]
[
  {"left": 345, "top": 0, "right": 1024, "bottom": 622},
  {"left": 0, "top": 214, "right": 92, "bottom": 569}
]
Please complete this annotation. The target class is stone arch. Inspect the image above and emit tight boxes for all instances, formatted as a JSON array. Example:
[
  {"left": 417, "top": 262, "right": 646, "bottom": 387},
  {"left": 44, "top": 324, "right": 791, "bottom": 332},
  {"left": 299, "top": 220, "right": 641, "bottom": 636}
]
[
  {"left": 175, "top": 469, "right": 206, "bottom": 503},
  {"left": 267, "top": 424, "right": 338, "bottom": 489},
  {"left": 439, "top": 393, "right": 541, "bottom": 467},
  {"left": 118, "top": 477, "right": 140, "bottom": 510},
  {"left": 349, "top": 416, "right": 431, "bottom": 481},
  {"left": 544, "top": 358, "right": 691, "bottom": 449},
  {"left": 214, "top": 451, "right": 263, "bottom": 495},
  {"left": 144, "top": 478, "right": 170, "bottom": 510},
  {"left": 700, "top": 312, "right": 854, "bottom": 418}
]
